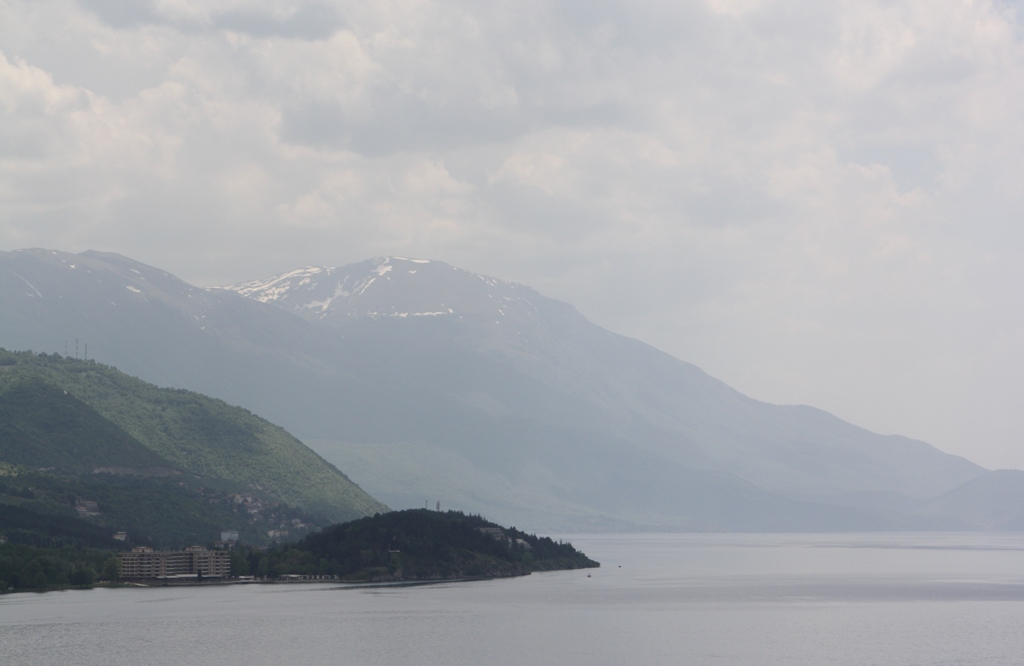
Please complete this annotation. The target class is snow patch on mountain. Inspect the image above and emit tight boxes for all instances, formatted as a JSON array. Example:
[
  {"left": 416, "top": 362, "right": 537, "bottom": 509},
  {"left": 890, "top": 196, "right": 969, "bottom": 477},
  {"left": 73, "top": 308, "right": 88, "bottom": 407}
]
[
  {"left": 220, "top": 256, "right": 551, "bottom": 330},
  {"left": 371, "top": 311, "right": 450, "bottom": 318},
  {"left": 7, "top": 270, "right": 43, "bottom": 298},
  {"left": 228, "top": 266, "right": 329, "bottom": 303}
]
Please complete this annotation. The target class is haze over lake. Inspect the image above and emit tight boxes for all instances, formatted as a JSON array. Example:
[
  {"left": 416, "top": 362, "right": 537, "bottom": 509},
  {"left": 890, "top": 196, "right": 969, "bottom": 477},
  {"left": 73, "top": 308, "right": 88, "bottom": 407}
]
[
  {"left": 5, "top": 533, "right": 1024, "bottom": 666},
  {"left": 5, "top": 3, "right": 1024, "bottom": 663}
]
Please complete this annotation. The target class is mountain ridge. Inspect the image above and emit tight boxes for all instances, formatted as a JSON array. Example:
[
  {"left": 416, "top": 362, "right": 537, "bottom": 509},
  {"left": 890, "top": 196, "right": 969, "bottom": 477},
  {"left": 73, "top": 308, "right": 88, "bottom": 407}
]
[
  {"left": 0, "top": 248, "right": 1000, "bottom": 532},
  {"left": 221, "top": 255, "right": 982, "bottom": 502}
]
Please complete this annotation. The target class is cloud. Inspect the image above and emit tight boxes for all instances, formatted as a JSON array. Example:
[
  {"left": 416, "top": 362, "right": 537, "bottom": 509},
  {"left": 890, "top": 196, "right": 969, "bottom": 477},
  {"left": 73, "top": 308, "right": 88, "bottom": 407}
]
[{"left": 2, "top": 0, "right": 1024, "bottom": 468}]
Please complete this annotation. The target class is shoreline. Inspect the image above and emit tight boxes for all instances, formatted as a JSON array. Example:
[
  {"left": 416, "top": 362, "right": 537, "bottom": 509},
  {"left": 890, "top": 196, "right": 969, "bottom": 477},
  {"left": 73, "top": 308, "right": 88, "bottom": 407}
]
[{"left": 0, "top": 571, "right": 540, "bottom": 595}]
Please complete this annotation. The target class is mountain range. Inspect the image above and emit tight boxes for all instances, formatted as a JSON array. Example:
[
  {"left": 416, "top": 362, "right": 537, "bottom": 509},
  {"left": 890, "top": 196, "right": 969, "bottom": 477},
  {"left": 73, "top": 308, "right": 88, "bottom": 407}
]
[{"left": 1, "top": 248, "right": 1015, "bottom": 532}]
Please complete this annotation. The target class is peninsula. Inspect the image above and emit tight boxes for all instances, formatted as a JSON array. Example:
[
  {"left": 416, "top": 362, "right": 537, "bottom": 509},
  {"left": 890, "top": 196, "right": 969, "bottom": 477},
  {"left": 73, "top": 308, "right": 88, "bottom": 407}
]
[{"left": 235, "top": 509, "right": 599, "bottom": 582}]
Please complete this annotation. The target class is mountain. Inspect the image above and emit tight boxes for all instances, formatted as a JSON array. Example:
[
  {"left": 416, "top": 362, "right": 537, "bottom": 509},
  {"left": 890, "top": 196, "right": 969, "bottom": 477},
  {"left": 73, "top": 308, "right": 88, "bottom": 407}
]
[
  {"left": 915, "top": 470, "right": 1024, "bottom": 530},
  {"left": 0, "top": 249, "right": 994, "bottom": 531},
  {"left": 0, "top": 348, "right": 386, "bottom": 547}
]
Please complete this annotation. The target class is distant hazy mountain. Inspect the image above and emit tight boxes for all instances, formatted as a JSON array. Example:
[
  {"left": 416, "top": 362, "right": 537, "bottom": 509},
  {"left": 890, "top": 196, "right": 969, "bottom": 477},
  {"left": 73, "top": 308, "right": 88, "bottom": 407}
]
[
  {"left": 0, "top": 249, "right": 993, "bottom": 531},
  {"left": 915, "top": 470, "right": 1024, "bottom": 530}
]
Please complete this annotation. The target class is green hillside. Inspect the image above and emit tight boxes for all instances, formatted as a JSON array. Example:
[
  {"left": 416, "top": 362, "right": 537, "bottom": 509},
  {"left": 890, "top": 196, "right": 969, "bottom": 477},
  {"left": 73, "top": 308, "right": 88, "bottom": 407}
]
[
  {"left": 0, "top": 467, "right": 327, "bottom": 549},
  {"left": 0, "top": 375, "right": 172, "bottom": 472},
  {"left": 0, "top": 349, "right": 386, "bottom": 530}
]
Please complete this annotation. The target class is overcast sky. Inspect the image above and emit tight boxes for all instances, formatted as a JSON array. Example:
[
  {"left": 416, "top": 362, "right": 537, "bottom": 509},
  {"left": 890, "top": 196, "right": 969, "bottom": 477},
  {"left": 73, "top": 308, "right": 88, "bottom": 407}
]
[{"left": 3, "top": 0, "right": 1024, "bottom": 469}]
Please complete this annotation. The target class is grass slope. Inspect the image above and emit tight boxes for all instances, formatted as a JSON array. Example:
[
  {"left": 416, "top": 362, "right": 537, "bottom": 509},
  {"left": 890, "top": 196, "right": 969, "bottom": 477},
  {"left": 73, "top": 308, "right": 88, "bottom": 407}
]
[
  {"left": 0, "top": 349, "right": 386, "bottom": 522},
  {"left": 0, "top": 375, "right": 173, "bottom": 473}
]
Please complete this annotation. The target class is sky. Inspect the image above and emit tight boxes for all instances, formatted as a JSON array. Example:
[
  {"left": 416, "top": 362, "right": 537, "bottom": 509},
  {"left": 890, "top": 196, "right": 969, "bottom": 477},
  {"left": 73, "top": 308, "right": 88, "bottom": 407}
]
[{"left": 2, "top": 0, "right": 1024, "bottom": 470}]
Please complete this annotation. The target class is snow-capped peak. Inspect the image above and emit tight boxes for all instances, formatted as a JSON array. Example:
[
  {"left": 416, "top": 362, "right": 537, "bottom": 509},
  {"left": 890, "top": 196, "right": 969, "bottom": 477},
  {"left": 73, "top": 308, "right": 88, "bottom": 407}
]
[{"left": 218, "top": 256, "right": 549, "bottom": 327}]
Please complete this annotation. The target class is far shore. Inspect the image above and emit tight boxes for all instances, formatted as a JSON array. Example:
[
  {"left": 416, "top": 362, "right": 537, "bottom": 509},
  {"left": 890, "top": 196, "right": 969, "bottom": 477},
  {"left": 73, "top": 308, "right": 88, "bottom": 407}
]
[{"left": 1, "top": 571, "right": 541, "bottom": 595}]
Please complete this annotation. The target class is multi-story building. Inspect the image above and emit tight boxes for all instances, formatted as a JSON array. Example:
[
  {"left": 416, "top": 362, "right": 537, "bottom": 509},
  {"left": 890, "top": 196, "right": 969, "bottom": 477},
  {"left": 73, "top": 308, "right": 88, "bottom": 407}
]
[{"left": 120, "top": 546, "right": 231, "bottom": 579}]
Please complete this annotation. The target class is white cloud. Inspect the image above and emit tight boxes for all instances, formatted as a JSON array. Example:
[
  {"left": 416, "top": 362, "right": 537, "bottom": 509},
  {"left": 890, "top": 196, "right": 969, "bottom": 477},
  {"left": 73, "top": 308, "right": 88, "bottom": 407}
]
[{"left": 3, "top": 0, "right": 1024, "bottom": 467}]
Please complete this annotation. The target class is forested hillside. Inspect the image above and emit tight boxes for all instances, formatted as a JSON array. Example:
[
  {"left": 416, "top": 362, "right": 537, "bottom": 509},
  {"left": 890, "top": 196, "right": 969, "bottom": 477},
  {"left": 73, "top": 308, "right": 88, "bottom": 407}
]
[
  {"left": 0, "top": 349, "right": 386, "bottom": 551},
  {"left": 0, "top": 349, "right": 384, "bottom": 518},
  {"left": 239, "top": 509, "right": 598, "bottom": 581}
]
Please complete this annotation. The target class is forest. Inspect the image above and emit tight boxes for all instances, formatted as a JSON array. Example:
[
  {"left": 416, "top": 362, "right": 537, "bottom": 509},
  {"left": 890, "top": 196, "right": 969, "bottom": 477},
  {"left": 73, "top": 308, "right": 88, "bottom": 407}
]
[
  {"left": 0, "top": 348, "right": 385, "bottom": 522},
  {"left": 233, "top": 509, "right": 599, "bottom": 581},
  {"left": 0, "top": 543, "right": 120, "bottom": 593},
  {"left": 0, "top": 348, "right": 382, "bottom": 554}
]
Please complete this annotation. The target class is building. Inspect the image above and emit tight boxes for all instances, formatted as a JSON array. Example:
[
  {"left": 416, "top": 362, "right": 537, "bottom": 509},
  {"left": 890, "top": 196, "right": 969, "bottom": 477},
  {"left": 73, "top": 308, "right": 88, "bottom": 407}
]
[
  {"left": 477, "top": 527, "right": 531, "bottom": 549},
  {"left": 120, "top": 546, "right": 231, "bottom": 579},
  {"left": 75, "top": 500, "right": 99, "bottom": 516}
]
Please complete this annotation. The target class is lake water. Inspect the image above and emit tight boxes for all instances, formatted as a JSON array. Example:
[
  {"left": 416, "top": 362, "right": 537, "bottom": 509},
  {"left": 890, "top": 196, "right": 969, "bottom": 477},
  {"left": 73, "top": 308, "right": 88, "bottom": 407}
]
[{"left": 4, "top": 532, "right": 1024, "bottom": 665}]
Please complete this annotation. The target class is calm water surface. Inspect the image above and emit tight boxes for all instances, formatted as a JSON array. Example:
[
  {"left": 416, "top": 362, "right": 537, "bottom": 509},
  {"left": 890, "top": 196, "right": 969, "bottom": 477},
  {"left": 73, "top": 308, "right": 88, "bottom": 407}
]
[{"left": 4, "top": 533, "right": 1024, "bottom": 665}]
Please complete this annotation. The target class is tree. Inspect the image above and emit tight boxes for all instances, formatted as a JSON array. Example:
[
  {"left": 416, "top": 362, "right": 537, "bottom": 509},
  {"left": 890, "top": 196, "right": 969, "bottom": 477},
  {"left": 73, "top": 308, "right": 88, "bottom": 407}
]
[
  {"left": 103, "top": 557, "right": 121, "bottom": 583},
  {"left": 229, "top": 551, "right": 249, "bottom": 576},
  {"left": 70, "top": 566, "right": 96, "bottom": 588}
]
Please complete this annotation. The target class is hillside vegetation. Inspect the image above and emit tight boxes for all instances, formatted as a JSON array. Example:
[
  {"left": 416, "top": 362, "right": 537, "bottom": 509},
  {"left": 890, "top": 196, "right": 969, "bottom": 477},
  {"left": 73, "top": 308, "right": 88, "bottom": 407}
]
[
  {"left": 240, "top": 509, "right": 598, "bottom": 581},
  {"left": 0, "top": 375, "right": 172, "bottom": 472},
  {"left": 0, "top": 349, "right": 386, "bottom": 549},
  {"left": 1, "top": 348, "right": 385, "bottom": 518}
]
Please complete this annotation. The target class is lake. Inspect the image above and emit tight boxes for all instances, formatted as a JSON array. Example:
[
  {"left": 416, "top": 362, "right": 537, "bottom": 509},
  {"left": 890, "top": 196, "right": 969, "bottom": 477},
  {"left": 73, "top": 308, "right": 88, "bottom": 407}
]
[{"left": 4, "top": 532, "right": 1024, "bottom": 665}]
